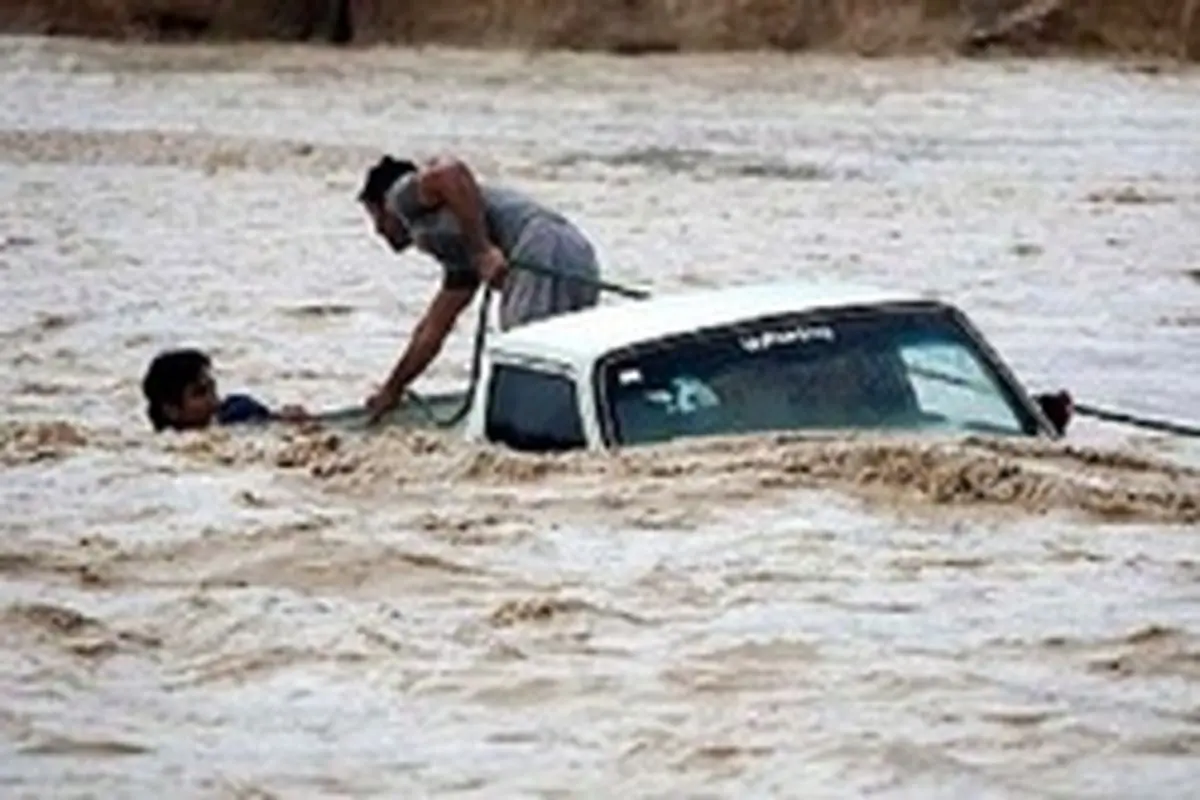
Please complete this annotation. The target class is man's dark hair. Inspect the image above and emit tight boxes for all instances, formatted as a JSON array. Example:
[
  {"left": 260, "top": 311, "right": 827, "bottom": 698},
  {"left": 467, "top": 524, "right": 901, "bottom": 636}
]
[
  {"left": 357, "top": 155, "right": 417, "bottom": 206},
  {"left": 142, "top": 348, "right": 211, "bottom": 432}
]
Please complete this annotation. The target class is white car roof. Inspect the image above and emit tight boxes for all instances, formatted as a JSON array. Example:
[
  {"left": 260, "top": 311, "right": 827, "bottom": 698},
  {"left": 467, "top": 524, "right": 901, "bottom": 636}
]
[{"left": 488, "top": 279, "right": 936, "bottom": 365}]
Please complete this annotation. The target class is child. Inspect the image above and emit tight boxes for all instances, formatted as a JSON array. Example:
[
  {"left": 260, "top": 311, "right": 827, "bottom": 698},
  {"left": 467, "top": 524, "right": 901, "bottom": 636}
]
[{"left": 141, "top": 348, "right": 309, "bottom": 432}]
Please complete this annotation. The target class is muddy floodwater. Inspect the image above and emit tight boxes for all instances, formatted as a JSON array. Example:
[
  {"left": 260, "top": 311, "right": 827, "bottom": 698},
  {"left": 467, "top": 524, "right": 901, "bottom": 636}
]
[{"left": 2, "top": 36, "right": 1200, "bottom": 798}]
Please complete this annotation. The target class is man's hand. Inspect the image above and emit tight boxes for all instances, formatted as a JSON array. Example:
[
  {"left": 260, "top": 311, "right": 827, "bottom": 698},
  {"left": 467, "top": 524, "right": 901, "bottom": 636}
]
[
  {"left": 276, "top": 404, "right": 310, "bottom": 423},
  {"left": 474, "top": 244, "right": 508, "bottom": 288},
  {"left": 1035, "top": 390, "right": 1073, "bottom": 436},
  {"left": 365, "top": 385, "right": 402, "bottom": 425}
]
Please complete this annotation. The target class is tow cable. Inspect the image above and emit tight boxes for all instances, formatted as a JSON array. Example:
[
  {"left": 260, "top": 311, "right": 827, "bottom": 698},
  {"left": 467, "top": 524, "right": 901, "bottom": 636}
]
[{"left": 315, "top": 266, "right": 1200, "bottom": 440}]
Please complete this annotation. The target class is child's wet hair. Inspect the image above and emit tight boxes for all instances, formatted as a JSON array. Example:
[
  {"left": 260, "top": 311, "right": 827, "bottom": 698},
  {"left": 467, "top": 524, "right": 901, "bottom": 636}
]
[{"left": 142, "top": 348, "right": 211, "bottom": 431}]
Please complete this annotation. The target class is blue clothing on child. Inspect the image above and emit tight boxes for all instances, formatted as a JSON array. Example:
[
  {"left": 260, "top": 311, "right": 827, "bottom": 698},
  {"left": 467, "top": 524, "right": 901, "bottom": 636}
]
[{"left": 216, "top": 393, "right": 273, "bottom": 425}]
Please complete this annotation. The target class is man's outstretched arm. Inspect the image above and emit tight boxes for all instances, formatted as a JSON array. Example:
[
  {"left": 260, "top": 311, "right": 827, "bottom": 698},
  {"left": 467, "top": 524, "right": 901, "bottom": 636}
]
[{"left": 367, "top": 284, "right": 476, "bottom": 422}]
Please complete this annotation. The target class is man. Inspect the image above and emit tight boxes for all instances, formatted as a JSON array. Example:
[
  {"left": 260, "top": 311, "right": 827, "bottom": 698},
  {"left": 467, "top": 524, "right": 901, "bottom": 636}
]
[
  {"left": 356, "top": 154, "right": 602, "bottom": 423},
  {"left": 141, "top": 348, "right": 309, "bottom": 432}
]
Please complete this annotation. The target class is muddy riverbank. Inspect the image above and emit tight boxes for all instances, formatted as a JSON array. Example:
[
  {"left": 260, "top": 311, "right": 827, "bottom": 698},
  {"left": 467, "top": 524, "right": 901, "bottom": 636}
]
[{"left": 1, "top": 0, "right": 1199, "bottom": 60}]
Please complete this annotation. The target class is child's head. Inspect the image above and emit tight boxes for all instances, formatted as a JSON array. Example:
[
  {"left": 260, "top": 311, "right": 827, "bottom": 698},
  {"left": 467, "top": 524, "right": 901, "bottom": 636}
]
[{"left": 141, "top": 348, "right": 220, "bottom": 431}]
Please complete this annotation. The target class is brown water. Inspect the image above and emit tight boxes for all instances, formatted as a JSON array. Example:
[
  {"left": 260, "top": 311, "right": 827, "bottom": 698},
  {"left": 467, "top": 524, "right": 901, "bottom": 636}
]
[{"left": 2, "top": 36, "right": 1200, "bottom": 798}]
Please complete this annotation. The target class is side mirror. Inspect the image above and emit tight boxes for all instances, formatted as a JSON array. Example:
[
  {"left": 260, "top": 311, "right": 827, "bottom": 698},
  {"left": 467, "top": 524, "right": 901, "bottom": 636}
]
[{"left": 1034, "top": 390, "right": 1074, "bottom": 436}]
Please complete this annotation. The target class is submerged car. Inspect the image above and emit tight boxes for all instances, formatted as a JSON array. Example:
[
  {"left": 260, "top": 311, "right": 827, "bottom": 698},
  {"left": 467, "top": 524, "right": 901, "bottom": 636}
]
[{"left": 384, "top": 280, "right": 1064, "bottom": 452}]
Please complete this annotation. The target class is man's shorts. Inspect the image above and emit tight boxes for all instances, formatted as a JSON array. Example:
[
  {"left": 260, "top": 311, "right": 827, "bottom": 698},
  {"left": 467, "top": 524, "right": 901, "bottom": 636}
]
[{"left": 499, "top": 217, "right": 601, "bottom": 331}]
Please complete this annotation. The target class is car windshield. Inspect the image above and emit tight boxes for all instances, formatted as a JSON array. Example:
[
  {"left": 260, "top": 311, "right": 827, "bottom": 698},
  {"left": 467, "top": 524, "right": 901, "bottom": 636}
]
[{"left": 595, "top": 302, "right": 1041, "bottom": 446}]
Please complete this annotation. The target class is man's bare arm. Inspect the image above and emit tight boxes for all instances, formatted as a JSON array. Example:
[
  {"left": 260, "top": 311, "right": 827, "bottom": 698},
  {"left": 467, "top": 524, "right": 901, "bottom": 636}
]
[
  {"left": 414, "top": 156, "right": 492, "bottom": 256},
  {"left": 378, "top": 284, "right": 476, "bottom": 401}
]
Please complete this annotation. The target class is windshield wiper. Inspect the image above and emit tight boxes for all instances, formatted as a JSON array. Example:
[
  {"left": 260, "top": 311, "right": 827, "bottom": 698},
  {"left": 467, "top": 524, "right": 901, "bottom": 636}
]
[{"left": 907, "top": 364, "right": 996, "bottom": 395}]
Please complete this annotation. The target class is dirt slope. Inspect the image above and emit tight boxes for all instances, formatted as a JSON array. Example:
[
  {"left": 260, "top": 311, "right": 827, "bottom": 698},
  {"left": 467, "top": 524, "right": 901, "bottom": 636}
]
[{"left": 0, "top": 1, "right": 1196, "bottom": 60}]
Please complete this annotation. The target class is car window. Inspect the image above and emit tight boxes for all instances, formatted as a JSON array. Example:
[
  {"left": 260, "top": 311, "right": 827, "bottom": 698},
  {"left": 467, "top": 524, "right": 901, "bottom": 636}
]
[
  {"left": 485, "top": 364, "right": 586, "bottom": 452},
  {"left": 596, "top": 304, "right": 1037, "bottom": 445},
  {"left": 898, "top": 340, "right": 1024, "bottom": 435}
]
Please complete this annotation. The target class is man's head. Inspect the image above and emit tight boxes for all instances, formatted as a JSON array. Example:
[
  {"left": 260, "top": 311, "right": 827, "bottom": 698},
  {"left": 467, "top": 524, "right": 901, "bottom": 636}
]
[
  {"left": 141, "top": 348, "right": 219, "bottom": 431},
  {"left": 358, "top": 155, "right": 418, "bottom": 253}
]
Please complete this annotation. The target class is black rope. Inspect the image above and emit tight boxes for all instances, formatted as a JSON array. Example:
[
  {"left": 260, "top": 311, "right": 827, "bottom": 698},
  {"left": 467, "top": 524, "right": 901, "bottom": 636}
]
[
  {"left": 308, "top": 285, "right": 493, "bottom": 428},
  {"left": 420, "top": 283, "right": 493, "bottom": 428},
  {"left": 393, "top": 262, "right": 641, "bottom": 430},
  {"left": 905, "top": 366, "right": 1200, "bottom": 439},
  {"left": 508, "top": 259, "right": 652, "bottom": 300},
  {"left": 320, "top": 266, "right": 1200, "bottom": 441},
  {"left": 1072, "top": 402, "right": 1200, "bottom": 438}
]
